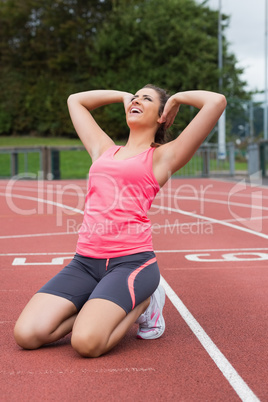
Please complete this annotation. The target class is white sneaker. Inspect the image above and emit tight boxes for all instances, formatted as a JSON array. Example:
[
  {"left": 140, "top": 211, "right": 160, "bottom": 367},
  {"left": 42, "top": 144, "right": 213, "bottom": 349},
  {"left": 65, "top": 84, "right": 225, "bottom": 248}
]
[{"left": 136, "top": 285, "right": 165, "bottom": 340}]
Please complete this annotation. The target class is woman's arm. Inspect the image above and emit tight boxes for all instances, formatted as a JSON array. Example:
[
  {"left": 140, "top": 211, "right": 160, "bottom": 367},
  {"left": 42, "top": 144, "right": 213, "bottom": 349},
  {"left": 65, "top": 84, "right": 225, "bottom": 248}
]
[
  {"left": 67, "top": 90, "right": 132, "bottom": 161},
  {"left": 154, "top": 90, "right": 227, "bottom": 186}
]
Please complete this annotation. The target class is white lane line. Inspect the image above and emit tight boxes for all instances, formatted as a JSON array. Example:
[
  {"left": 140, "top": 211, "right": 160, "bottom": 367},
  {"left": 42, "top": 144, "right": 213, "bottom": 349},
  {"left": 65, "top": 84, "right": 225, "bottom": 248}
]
[
  {"left": 1, "top": 183, "right": 268, "bottom": 204},
  {"left": 4, "top": 186, "right": 266, "bottom": 210},
  {"left": 1, "top": 197, "right": 267, "bottom": 241},
  {"left": 156, "top": 247, "right": 268, "bottom": 253},
  {"left": 217, "top": 216, "right": 268, "bottom": 224},
  {"left": 1, "top": 214, "right": 268, "bottom": 240},
  {"left": 164, "top": 187, "right": 268, "bottom": 202},
  {"left": 1, "top": 247, "right": 268, "bottom": 257},
  {"left": 160, "top": 276, "right": 260, "bottom": 402},
  {"left": 152, "top": 204, "right": 268, "bottom": 240},
  {"left": 0, "top": 192, "right": 84, "bottom": 215},
  {"left": 1, "top": 190, "right": 268, "bottom": 241},
  {"left": 0, "top": 185, "right": 87, "bottom": 197},
  {"left": 0, "top": 252, "right": 75, "bottom": 256},
  {"left": 1, "top": 214, "right": 268, "bottom": 241},
  {"left": 0, "top": 232, "right": 78, "bottom": 239},
  {"left": 167, "top": 196, "right": 267, "bottom": 211},
  {"left": 153, "top": 215, "right": 268, "bottom": 229}
]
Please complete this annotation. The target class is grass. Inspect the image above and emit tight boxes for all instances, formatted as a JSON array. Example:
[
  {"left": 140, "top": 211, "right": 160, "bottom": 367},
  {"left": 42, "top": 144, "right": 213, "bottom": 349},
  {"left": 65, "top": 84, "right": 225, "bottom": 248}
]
[
  {"left": 174, "top": 153, "right": 247, "bottom": 177},
  {"left": 0, "top": 136, "right": 83, "bottom": 147},
  {"left": 0, "top": 136, "right": 92, "bottom": 179},
  {"left": 0, "top": 136, "right": 248, "bottom": 179}
]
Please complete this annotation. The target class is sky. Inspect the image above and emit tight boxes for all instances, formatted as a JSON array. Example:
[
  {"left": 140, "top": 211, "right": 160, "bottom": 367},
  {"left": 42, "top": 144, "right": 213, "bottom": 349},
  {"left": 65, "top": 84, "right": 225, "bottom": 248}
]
[{"left": 196, "top": 0, "right": 266, "bottom": 101}]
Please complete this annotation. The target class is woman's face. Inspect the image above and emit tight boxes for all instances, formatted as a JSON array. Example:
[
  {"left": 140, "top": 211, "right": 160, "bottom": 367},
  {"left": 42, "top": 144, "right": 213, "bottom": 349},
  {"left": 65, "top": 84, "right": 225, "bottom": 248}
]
[{"left": 126, "top": 87, "right": 162, "bottom": 128}]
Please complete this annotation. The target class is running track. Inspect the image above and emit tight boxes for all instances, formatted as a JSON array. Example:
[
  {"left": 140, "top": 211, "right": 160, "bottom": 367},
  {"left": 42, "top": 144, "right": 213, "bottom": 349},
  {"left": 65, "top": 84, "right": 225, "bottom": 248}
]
[{"left": 0, "top": 177, "right": 267, "bottom": 401}]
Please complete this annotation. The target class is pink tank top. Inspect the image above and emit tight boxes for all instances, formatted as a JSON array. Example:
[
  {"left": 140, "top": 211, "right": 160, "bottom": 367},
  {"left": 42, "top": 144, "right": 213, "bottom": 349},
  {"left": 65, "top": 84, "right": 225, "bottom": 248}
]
[{"left": 76, "top": 145, "right": 160, "bottom": 258}]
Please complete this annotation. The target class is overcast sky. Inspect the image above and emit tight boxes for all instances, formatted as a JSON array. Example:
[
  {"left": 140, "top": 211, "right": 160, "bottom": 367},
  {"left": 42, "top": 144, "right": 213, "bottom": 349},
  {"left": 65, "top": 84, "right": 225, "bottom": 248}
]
[{"left": 196, "top": 0, "right": 265, "bottom": 100}]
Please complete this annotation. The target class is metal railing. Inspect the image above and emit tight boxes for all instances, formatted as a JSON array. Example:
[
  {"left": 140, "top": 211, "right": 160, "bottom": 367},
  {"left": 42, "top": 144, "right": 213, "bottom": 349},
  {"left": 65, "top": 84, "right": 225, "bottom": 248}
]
[
  {"left": 0, "top": 143, "right": 236, "bottom": 180},
  {"left": 0, "top": 146, "right": 43, "bottom": 178},
  {"left": 175, "top": 142, "right": 235, "bottom": 177},
  {"left": 0, "top": 146, "right": 85, "bottom": 179}
]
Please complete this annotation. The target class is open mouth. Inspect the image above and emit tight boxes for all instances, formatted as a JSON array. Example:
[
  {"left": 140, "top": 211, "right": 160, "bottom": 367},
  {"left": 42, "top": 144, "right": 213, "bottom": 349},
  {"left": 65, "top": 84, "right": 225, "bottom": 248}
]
[{"left": 130, "top": 107, "right": 143, "bottom": 114}]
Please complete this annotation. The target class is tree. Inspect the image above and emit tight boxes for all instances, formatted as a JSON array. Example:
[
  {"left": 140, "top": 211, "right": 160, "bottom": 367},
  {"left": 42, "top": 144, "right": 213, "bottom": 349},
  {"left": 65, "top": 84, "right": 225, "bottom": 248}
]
[
  {"left": 0, "top": 0, "right": 250, "bottom": 138},
  {"left": 0, "top": 0, "right": 113, "bottom": 135},
  {"left": 92, "top": 0, "right": 249, "bottom": 139}
]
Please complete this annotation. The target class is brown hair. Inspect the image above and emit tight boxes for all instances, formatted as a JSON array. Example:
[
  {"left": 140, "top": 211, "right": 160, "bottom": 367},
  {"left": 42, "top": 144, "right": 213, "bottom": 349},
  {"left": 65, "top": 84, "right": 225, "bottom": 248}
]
[{"left": 143, "top": 84, "right": 170, "bottom": 147}]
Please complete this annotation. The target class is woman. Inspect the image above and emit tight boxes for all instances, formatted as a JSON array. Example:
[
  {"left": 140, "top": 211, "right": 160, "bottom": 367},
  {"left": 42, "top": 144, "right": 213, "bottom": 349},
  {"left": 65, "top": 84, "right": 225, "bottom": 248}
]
[{"left": 14, "top": 84, "right": 226, "bottom": 357}]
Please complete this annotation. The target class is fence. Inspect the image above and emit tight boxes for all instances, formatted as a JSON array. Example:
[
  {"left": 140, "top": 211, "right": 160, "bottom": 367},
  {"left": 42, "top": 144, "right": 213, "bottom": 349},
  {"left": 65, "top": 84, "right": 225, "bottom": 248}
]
[
  {"left": 0, "top": 146, "right": 85, "bottom": 180},
  {"left": 0, "top": 142, "right": 238, "bottom": 180},
  {"left": 175, "top": 142, "right": 235, "bottom": 177}
]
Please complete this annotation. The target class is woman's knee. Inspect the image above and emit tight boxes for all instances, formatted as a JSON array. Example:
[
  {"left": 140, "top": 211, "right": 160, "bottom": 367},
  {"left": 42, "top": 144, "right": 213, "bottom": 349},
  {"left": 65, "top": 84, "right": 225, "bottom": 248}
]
[
  {"left": 14, "top": 321, "right": 46, "bottom": 350},
  {"left": 14, "top": 293, "right": 77, "bottom": 349},
  {"left": 71, "top": 331, "right": 105, "bottom": 358}
]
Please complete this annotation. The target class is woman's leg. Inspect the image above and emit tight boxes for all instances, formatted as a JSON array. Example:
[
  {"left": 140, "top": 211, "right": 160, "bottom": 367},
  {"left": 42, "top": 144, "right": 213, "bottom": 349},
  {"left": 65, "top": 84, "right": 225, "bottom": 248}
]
[
  {"left": 71, "top": 252, "right": 161, "bottom": 357},
  {"left": 14, "top": 293, "right": 77, "bottom": 349},
  {"left": 14, "top": 254, "right": 101, "bottom": 350},
  {"left": 71, "top": 297, "right": 150, "bottom": 358}
]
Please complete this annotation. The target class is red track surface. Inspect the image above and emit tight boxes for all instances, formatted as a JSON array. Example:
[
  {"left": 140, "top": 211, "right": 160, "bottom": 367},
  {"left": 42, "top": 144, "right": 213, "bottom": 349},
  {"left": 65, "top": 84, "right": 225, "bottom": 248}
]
[{"left": 1, "top": 177, "right": 267, "bottom": 401}]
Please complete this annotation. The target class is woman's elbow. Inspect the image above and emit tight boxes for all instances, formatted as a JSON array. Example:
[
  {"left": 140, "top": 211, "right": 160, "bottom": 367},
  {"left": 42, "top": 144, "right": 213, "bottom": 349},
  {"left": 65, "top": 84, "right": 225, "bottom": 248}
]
[
  {"left": 217, "top": 94, "right": 227, "bottom": 110},
  {"left": 67, "top": 93, "right": 76, "bottom": 105}
]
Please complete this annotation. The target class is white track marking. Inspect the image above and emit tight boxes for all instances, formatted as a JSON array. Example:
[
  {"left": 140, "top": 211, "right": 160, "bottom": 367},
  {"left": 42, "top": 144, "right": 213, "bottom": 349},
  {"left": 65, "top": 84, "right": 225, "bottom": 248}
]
[
  {"left": 0, "top": 252, "right": 74, "bottom": 256},
  {"left": 217, "top": 216, "right": 268, "bottom": 224},
  {"left": 153, "top": 215, "right": 268, "bottom": 229},
  {"left": 12, "top": 257, "right": 73, "bottom": 266},
  {"left": 1, "top": 192, "right": 267, "bottom": 241},
  {"left": 0, "top": 232, "right": 78, "bottom": 239},
  {"left": 160, "top": 276, "right": 260, "bottom": 402},
  {"left": 167, "top": 196, "right": 267, "bottom": 211},
  {"left": 155, "top": 247, "right": 268, "bottom": 253},
  {"left": 1, "top": 179, "right": 268, "bottom": 202},
  {"left": 165, "top": 187, "right": 268, "bottom": 202},
  {"left": 1, "top": 215, "right": 268, "bottom": 240},
  {"left": 2, "top": 186, "right": 268, "bottom": 209},
  {"left": 0, "top": 192, "right": 84, "bottom": 214},
  {"left": 0, "top": 185, "right": 87, "bottom": 197},
  {"left": 1, "top": 247, "right": 268, "bottom": 257},
  {"left": 151, "top": 204, "right": 268, "bottom": 240}
]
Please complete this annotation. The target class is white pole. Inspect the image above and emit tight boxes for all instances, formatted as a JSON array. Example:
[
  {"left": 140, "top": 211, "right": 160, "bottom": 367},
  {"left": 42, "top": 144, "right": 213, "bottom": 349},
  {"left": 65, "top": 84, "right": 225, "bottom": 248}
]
[
  {"left": 218, "top": 0, "right": 223, "bottom": 90},
  {"left": 218, "top": 0, "right": 226, "bottom": 159},
  {"left": 265, "top": 0, "right": 268, "bottom": 140}
]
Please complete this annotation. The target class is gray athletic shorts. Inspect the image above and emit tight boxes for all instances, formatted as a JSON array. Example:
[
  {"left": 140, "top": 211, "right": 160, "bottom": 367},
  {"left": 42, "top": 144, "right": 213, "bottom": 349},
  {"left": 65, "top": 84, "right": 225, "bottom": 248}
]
[{"left": 37, "top": 251, "right": 160, "bottom": 314}]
